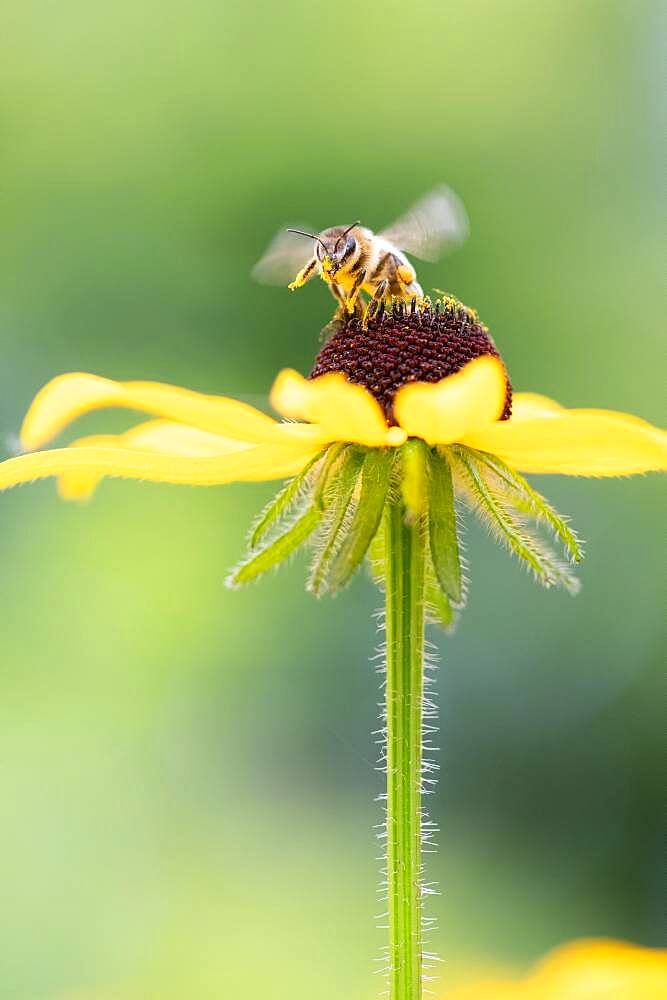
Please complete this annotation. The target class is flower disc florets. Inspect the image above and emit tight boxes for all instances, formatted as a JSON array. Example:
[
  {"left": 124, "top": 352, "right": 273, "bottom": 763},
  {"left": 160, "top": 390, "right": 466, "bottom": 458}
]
[{"left": 309, "top": 295, "right": 512, "bottom": 423}]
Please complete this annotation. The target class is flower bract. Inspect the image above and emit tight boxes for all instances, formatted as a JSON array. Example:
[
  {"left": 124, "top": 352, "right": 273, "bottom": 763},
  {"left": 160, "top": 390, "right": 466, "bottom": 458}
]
[{"left": 1, "top": 296, "right": 664, "bottom": 614}]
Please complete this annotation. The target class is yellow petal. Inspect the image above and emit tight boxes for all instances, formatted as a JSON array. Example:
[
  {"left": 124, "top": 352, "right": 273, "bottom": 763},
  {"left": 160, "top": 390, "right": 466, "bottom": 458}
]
[
  {"left": 0, "top": 439, "right": 319, "bottom": 492},
  {"left": 270, "top": 369, "right": 405, "bottom": 447},
  {"left": 394, "top": 356, "right": 507, "bottom": 445},
  {"left": 532, "top": 939, "right": 667, "bottom": 999},
  {"left": 463, "top": 408, "right": 667, "bottom": 476},
  {"left": 58, "top": 420, "right": 251, "bottom": 500},
  {"left": 442, "top": 941, "right": 667, "bottom": 999},
  {"left": 20, "top": 372, "right": 321, "bottom": 450},
  {"left": 512, "top": 392, "right": 564, "bottom": 420}
]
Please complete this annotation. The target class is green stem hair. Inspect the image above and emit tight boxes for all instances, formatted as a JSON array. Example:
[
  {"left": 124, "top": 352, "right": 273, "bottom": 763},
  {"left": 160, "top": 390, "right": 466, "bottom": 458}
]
[{"left": 383, "top": 499, "right": 430, "bottom": 999}]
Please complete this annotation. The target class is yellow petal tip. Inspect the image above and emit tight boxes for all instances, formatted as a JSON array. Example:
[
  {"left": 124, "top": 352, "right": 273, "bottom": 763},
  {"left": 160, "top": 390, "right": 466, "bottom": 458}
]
[
  {"left": 269, "top": 369, "right": 311, "bottom": 420},
  {"left": 271, "top": 368, "right": 392, "bottom": 447},
  {"left": 395, "top": 356, "right": 508, "bottom": 445}
]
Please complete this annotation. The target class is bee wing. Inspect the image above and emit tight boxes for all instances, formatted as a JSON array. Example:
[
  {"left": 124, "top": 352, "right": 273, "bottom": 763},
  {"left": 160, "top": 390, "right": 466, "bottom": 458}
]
[
  {"left": 379, "top": 186, "right": 469, "bottom": 262},
  {"left": 252, "top": 226, "right": 318, "bottom": 285}
]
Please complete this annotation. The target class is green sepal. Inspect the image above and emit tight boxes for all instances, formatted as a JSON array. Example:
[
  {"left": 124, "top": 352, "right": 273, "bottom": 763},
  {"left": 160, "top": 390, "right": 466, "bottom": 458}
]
[
  {"left": 249, "top": 444, "right": 343, "bottom": 549},
  {"left": 425, "top": 578, "right": 454, "bottom": 630},
  {"left": 228, "top": 503, "right": 323, "bottom": 588},
  {"left": 310, "top": 442, "right": 349, "bottom": 508},
  {"left": 365, "top": 514, "right": 386, "bottom": 589},
  {"left": 307, "top": 447, "right": 366, "bottom": 596},
  {"left": 469, "top": 449, "right": 583, "bottom": 563},
  {"left": 427, "top": 448, "right": 463, "bottom": 605},
  {"left": 324, "top": 448, "right": 396, "bottom": 595},
  {"left": 455, "top": 448, "right": 579, "bottom": 594},
  {"left": 400, "top": 439, "right": 429, "bottom": 521},
  {"left": 249, "top": 451, "right": 321, "bottom": 549}
]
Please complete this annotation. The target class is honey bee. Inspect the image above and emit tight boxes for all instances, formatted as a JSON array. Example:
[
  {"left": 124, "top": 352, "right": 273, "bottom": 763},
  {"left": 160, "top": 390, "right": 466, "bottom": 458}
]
[{"left": 253, "top": 186, "right": 469, "bottom": 316}]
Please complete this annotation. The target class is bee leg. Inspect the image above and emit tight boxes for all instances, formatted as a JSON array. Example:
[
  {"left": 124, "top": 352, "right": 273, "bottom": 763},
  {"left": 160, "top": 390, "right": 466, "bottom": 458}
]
[
  {"left": 344, "top": 268, "right": 367, "bottom": 314},
  {"left": 393, "top": 261, "right": 424, "bottom": 303},
  {"left": 363, "top": 279, "right": 390, "bottom": 327},
  {"left": 396, "top": 262, "right": 416, "bottom": 286},
  {"left": 327, "top": 281, "right": 349, "bottom": 318},
  {"left": 402, "top": 279, "right": 424, "bottom": 301},
  {"left": 394, "top": 257, "right": 417, "bottom": 285},
  {"left": 288, "top": 257, "right": 318, "bottom": 291}
]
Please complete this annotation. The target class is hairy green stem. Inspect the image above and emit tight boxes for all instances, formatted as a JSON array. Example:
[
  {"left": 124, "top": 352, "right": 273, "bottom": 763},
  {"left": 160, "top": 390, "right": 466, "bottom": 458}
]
[{"left": 384, "top": 500, "right": 426, "bottom": 999}]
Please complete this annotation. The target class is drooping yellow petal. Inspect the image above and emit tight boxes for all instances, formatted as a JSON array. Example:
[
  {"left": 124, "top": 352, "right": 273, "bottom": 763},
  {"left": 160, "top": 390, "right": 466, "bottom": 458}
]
[
  {"left": 105, "top": 420, "right": 249, "bottom": 455},
  {"left": 58, "top": 420, "right": 251, "bottom": 500},
  {"left": 270, "top": 369, "right": 405, "bottom": 447},
  {"left": 463, "top": 407, "right": 667, "bottom": 476},
  {"left": 0, "top": 438, "right": 320, "bottom": 492},
  {"left": 20, "top": 372, "right": 323, "bottom": 450},
  {"left": 394, "top": 356, "right": 507, "bottom": 445}
]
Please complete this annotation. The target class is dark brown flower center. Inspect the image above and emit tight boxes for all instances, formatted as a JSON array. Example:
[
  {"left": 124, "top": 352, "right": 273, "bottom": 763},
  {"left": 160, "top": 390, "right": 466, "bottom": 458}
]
[{"left": 309, "top": 296, "right": 512, "bottom": 423}]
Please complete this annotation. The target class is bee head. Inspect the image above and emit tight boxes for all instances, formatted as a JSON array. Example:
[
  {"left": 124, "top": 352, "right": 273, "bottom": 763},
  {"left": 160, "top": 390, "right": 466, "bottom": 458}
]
[
  {"left": 287, "top": 222, "right": 360, "bottom": 280},
  {"left": 327, "top": 221, "right": 360, "bottom": 276}
]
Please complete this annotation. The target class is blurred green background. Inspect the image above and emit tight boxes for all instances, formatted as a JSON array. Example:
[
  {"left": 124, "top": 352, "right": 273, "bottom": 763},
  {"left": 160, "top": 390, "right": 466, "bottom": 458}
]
[{"left": 0, "top": 1, "right": 664, "bottom": 997}]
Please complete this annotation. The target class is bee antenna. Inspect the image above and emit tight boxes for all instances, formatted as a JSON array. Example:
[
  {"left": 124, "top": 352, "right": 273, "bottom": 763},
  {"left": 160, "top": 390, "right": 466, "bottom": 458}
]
[
  {"left": 335, "top": 220, "right": 361, "bottom": 250},
  {"left": 287, "top": 228, "right": 328, "bottom": 251}
]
